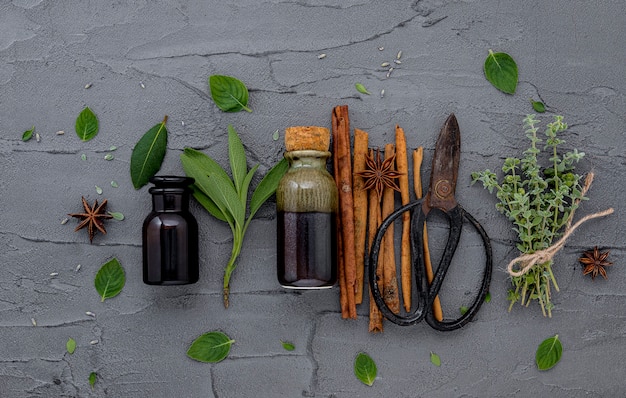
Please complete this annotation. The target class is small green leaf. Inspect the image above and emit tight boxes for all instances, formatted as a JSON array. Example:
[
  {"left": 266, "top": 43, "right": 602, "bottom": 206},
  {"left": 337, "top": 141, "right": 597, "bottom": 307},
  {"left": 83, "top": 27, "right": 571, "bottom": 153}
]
[
  {"left": 484, "top": 292, "right": 491, "bottom": 303},
  {"left": 459, "top": 306, "right": 469, "bottom": 315},
  {"left": 75, "top": 107, "right": 99, "bottom": 141},
  {"left": 355, "top": 83, "right": 371, "bottom": 95},
  {"left": 354, "top": 352, "right": 377, "bottom": 386},
  {"left": 531, "top": 99, "right": 546, "bottom": 113},
  {"left": 81, "top": 153, "right": 87, "bottom": 161},
  {"left": 209, "top": 75, "right": 252, "bottom": 113},
  {"left": 536, "top": 334, "right": 562, "bottom": 370},
  {"left": 104, "top": 154, "right": 114, "bottom": 161},
  {"left": 228, "top": 125, "right": 248, "bottom": 196},
  {"left": 108, "top": 211, "right": 124, "bottom": 221},
  {"left": 281, "top": 341, "right": 295, "bottom": 351},
  {"left": 272, "top": 129, "right": 280, "bottom": 141},
  {"left": 66, "top": 338, "right": 76, "bottom": 354},
  {"left": 110, "top": 181, "right": 119, "bottom": 188},
  {"left": 89, "top": 372, "right": 97, "bottom": 389},
  {"left": 187, "top": 331, "right": 234, "bottom": 363},
  {"left": 22, "top": 126, "right": 35, "bottom": 142},
  {"left": 430, "top": 351, "right": 441, "bottom": 367},
  {"left": 94, "top": 257, "right": 126, "bottom": 302},
  {"left": 484, "top": 50, "right": 518, "bottom": 94},
  {"left": 109, "top": 145, "right": 117, "bottom": 151},
  {"left": 130, "top": 116, "right": 168, "bottom": 189},
  {"left": 95, "top": 185, "right": 103, "bottom": 195}
]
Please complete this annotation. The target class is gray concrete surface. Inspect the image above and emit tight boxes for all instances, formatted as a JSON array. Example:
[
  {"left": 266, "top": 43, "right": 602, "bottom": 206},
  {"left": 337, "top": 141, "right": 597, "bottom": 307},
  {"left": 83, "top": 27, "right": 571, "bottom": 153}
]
[{"left": 1, "top": 1, "right": 625, "bottom": 397}]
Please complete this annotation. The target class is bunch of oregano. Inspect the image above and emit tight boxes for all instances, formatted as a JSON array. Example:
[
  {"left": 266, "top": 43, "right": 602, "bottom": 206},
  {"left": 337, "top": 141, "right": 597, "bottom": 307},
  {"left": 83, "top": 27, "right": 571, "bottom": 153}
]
[{"left": 471, "top": 115, "right": 586, "bottom": 317}]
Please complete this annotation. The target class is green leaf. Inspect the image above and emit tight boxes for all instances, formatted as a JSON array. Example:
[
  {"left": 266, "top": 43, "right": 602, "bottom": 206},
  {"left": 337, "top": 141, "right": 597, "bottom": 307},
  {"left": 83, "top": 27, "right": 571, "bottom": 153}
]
[
  {"left": 531, "top": 100, "right": 546, "bottom": 113},
  {"left": 281, "top": 341, "right": 295, "bottom": 351},
  {"left": 75, "top": 107, "right": 99, "bottom": 141},
  {"left": 355, "top": 83, "right": 371, "bottom": 95},
  {"left": 430, "top": 351, "right": 441, "bottom": 367},
  {"left": 187, "top": 331, "right": 234, "bottom": 363},
  {"left": 228, "top": 125, "right": 248, "bottom": 195},
  {"left": 130, "top": 116, "right": 168, "bottom": 189},
  {"left": 249, "top": 158, "right": 289, "bottom": 218},
  {"left": 209, "top": 75, "right": 252, "bottom": 113},
  {"left": 536, "top": 334, "right": 562, "bottom": 370},
  {"left": 190, "top": 184, "right": 229, "bottom": 222},
  {"left": 89, "top": 372, "right": 97, "bottom": 389},
  {"left": 459, "top": 306, "right": 469, "bottom": 315},
  {"left": 272, "top": 129, "right": 280, "bottom": 141},
  {"left": 108, "top": 211, "right": 124, "bottom": 221},
  {"left": 66, "top": 338, "right": 76, "bottom": 354},
  {"left": 484, "top": 50, "right": 518, "bottom": 94},
  {"left": 22, "top": 126, "right": 35, "bottom": 142},
  {"left": 94, "top": 257, "right": 126, "bottom": 302},
  {"left": 484, "top": 291, "right": 491, "bottom": 303},
  {"left": 354, "top": 352, "right": 377, "bottom": 386}
]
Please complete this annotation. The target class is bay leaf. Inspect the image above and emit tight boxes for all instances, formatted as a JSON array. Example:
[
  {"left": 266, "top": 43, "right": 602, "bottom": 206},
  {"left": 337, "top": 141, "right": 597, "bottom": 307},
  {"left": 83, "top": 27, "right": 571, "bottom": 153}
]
[
  {"left": 354, "top": 352, "right": 377, "bottom": 386},
  {"left": 209, "top": 75, "right": 252, "bottom": 113},
  {"left": 94, "top": 257, "right": 125, "bottom": 302},
  {"left": 187, "top": 331, "right": 234, "bottom": 363},
  {"left": 130, "top": 116, "right": 168, "bottom": 189},
  {"left": 536, "top": 334, "right": 562, "bottom": 370},
  {"left": 75, "top": 107, "right": 99, "bottom": 141},
  {"left": 484, "top": 50, "right": 518, "bottom": 94}
]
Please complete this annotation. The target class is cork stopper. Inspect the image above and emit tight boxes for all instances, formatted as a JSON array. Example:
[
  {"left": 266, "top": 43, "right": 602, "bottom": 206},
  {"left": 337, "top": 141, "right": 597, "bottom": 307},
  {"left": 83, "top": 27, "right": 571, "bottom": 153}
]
[{"left": 285, "top": 126, "right": 330, "bottom": 152}]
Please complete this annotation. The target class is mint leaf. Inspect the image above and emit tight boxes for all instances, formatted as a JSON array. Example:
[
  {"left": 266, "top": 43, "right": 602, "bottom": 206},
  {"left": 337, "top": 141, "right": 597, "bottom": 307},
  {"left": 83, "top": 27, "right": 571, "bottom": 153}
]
[
  {"left": 354, "top": 352, "right": 377, "bottom": 386},
  {"left": 94, "top": 258, "right": 125, "bottom": 302},
  {"left": 187, "top": 331, "right": 234, "bottom": 363},
  {"left": 484, "top": 50, "right": 518, "bottom": 94},
  {"left": 209, "top": 75, "right": 251, "bottom": 112},
  {"left": 130, "top": 116, "right": 168, "bottom": 189},
  {"left": 536, "top": 334, "right": 562, "bottom": 370},
  {"left": 75, "top": 107, "right": 99, "bottom": 141}
]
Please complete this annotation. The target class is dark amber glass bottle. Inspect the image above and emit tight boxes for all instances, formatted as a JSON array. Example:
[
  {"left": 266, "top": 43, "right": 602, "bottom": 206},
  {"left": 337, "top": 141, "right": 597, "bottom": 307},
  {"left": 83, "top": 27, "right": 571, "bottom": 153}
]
[
  {"left": 276, "top": 127, "right": 338, "bottom": 289},
  {"left": 143, "top": 176, "right": 199, "bottom": 285}
]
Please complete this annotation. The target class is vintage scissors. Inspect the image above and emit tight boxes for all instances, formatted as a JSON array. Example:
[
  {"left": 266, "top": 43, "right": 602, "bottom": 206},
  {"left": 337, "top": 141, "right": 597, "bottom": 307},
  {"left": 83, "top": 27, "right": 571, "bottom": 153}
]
[{"left": 368, "top": 114, "right": 492, "bottom": 331}]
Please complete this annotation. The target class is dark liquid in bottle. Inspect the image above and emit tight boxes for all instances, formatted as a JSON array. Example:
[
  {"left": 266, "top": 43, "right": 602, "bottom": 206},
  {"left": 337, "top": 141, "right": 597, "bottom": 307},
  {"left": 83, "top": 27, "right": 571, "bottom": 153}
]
[
  {"left": 143, "top": 213, "right": 199, "bottom": 285},
  {"left": 277, "top": 211, "right": 337, "bottom": 288}
]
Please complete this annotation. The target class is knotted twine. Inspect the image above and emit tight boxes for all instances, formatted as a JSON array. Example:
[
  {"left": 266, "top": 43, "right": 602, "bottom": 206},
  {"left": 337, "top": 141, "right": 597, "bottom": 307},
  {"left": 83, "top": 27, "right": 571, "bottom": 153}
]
[{"left": 507, "top": 172, "right": 614, "bottom": 277}]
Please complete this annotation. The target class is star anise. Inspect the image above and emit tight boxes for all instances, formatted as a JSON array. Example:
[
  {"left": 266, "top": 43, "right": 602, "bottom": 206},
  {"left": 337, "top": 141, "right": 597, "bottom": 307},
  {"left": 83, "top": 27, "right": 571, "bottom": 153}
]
[
  {"left": 68, "top": 197, "right": 113, "bottom": 244},
  {"left": 579, "top": 246, "right": 612, "bottom": 280},
  {"left": 355, "top": 148, "right": 403, "bottom": 200}
]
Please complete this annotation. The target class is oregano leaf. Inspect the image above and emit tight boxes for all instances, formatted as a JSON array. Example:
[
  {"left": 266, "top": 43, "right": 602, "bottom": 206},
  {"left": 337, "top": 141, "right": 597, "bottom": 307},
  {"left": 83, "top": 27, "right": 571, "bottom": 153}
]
[
  {"left": 354, "top": 352, "right": 377, "bottom": 386},
  {"left": 94, "top": 257, "right": 125, "bottom": 302},
  {"left": 130, "top": 116, "right": 168, "bottom": 189},
  {"left": 531, "top": 99, "right": 546, "bottom": 113},
  {"left": 430, "top": 351, "right": 441, "bottom": 367},
  {"left": 66, "top": 337, "right": 76, "bottom": 354},
  {"left": 355, "top": 83, "right": 371, "bottom": 95},
  {"left": 187, "top": 331, "right": 234, "bottom": 363},
  {"left": 209, "top": 75, "right": 252, "bottom": 113},
  {"left": 75, "top": 107, "right": 99, "bottom": 141},
  {"left": 484, "top": 50, "right": 518, "bottom": 94},
  {"left": 281, "top": 341, "right": 295, "bottom": 351},
  {"left": 536, "top": 334, "right": 562, "bottom": 370},
  {"left": 22, "top": 126, "right": 35, "bottom": 142}
]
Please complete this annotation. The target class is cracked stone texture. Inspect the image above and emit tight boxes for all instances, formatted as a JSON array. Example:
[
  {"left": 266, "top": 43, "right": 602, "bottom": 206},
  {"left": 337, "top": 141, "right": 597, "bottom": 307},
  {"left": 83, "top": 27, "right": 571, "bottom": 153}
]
[{"left": 1, "top": 0, "right": 624, "bottom": 397}]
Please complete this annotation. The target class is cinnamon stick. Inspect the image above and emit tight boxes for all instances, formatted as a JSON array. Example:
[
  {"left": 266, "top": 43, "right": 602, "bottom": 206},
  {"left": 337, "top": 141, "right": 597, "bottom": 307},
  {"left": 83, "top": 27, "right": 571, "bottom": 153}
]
[
  {"left": 382, "top": 144, "right": 400, "bottom": 314},
  {"left": 367, "top": 157, "right": 384, "bottom": 332},
  {"left": 413, "top": 147, "right": 443, "bottom": 321},
  {"left": 395, "top": 125, "right": 412, "bottom": 312},
  {"left": 352, "top": 129, "right": 369, "bottom": 305},
  {"left": 333, "top": 121, "right": 349, "bottom": 318},
  {"left": 332, "top": 105, "right": 357, "bottom": 319}
]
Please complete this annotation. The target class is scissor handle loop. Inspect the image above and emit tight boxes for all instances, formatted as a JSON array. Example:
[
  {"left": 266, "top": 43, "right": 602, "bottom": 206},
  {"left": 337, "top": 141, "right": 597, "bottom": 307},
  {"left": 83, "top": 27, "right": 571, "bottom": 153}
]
[{"left": 367, "top": 201, "right": 492, "bottom": 331}]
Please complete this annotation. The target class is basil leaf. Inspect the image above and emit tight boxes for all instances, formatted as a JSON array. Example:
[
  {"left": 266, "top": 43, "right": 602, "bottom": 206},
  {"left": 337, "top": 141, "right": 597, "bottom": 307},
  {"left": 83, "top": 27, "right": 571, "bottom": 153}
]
[
  {"left": 484, "top": 50, "right": 518, "bottom": 94},
  {"left": 430, "top": 351, "right": 441, "bottom": 367},
  {"left": 354, "top": 352, "right": 377, "bottom": 386},
  {"left": 536, "top": 334, "right": 562, "bottom": 370},
  {"left": 187, "top": 331, "right": 234, "bottom": 363},
  {"left": 531, "top": 100, "right": 546, "bottom": 113},
  {"left": 89, "top": 372, "right": 97, "bottom": 389},
  {"left": 281, "top": 341, "right": 295, "bottom": 351},
  {"left": 66, "top": 337, "right": 76, "bottom": 354},
  {"left": 209, "top": 75, "right": 252, "bottom": 113},
  {"left": 130, "top": 116, "right": 168, "bottom": 189},
  {"left": 22, "top": 126, "right": 35, "bottom": 142},
  {"left": 228, "top": 125, "right": 248, "bottom": 195},
  {"left": 75, "top": 107, "right": 99, "bottom": 141},
  {"left": 94, "top": 257, "right": 125, "bottom": 302},
  {"left": 249, "top": 158, "right": 288, "bottom": 218},
  {"left": 355, "top": 83, "right": 371, "bottom": 95}
]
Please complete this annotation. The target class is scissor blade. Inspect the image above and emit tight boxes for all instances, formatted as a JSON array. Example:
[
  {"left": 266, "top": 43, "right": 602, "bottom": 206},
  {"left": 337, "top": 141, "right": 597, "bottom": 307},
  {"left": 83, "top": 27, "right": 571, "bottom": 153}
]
[{"left": 425, "top": 113, "right": 460, "bottom": 212}]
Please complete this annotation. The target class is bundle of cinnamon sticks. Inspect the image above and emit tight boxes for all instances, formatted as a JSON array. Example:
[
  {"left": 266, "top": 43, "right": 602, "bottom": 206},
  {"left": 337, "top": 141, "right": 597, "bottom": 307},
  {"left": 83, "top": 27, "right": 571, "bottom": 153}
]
[{"left": 331, "top": 105, "right": 442, "bottom": 331}]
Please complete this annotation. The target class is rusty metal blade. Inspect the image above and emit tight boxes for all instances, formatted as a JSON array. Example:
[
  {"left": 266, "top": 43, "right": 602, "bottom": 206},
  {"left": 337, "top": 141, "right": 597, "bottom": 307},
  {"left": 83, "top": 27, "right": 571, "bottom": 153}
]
[{"left": 424, "top": 113, "right": 460, "bottom": 212}]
